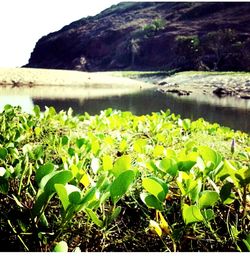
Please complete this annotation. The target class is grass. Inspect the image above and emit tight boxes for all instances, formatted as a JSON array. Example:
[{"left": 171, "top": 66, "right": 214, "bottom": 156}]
[{"left": 0, "top": 105, "right": 249, "bottom": 252}]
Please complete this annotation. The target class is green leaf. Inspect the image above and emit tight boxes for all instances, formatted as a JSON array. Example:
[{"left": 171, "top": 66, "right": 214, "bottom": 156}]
[
  {"left": 110, "top": 170, "right": 135, "bottom": 204},
  {"left": 220, "top": 182, "right": 234, "bottom": 203},
  {"left": 76, "top": 138, "right": 85, "bottom": 149},
  {"left": 35, "top": 162, "right": 55, "bottom": 184},
  {"left": 0, "top": 177, "right": 9, "bottom": 194},
  {"left": 80, "top": 187, "right": 97, "bottom": 208},
  {"left": 33, "top": 145, "right": 44, "bottom": 160},
  {"left": 33, "top": 105, "right": 40, "bottom": 118},
  {"left": 183, "top": 118, "right": 191, "bottom": 131},
  {"left": 142, "top": 177, "right": 168, "bottom": 202},
  {"left": 133, "top": 139, "right": 147, "bottom": 153},
  {"left": 85, "top": 208, "right": 103, "bottom": 228},
  {"left": 198, "top": 191, "right": 219, "bottom": 209},
  {"left": 40, "top": 170, "right": 73, "bottom": 194},
  {"left": 198, "top": 146, "right": 221, "bottom": 168},
  {"left": 182, "top": 204, "right": 204, "bottom": 225},
  {"left": 0, "top": 147, "right": 8, "bottom": 160},
  {"left": 68, "top": 191, "right": 81, "bottom": 205},
  {"left": 202, "top": 209, "right": 215, "bottom": 221},
  {"left": 61, "top": 136, "right": 69, "bottom": 146},
  {"left": 54, "top": 184, "right": 69, "bottom": 211},
  {"left": 53, "top": 241, "right": 68, "bottom": 252},
  {"left": 189, "top": 179, "right": 202, "bottom": 203},
  {"left": 140, "top": 192, "right": 163, "bottom": 211},
  {"left": 102, "top": 155, "right": 113, "bottom": 171},
  {"left": 112, "top": 155, "right": 131, "bottom": 177},
  {"left": 68, "top": 147, "right": 75, "bottom": 157},
  {"left": 32, "top": 191, "right": 51, "bottom": 218},
  {"left": 158, "top": 158, "right": 178, "bottom": 176},
  {"left": 109, "top": 206, "right": 122, "bottom": 223}
]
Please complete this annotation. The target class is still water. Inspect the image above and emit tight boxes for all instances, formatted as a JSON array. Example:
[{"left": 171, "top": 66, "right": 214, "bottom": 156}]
[{"left": 0, "top": 89, "right": 249, "bottom": 133}]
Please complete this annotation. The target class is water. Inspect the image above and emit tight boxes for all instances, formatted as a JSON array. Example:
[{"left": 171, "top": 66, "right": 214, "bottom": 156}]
[{"left": 1, "top": 89, "right": 249, "bottom": 133}]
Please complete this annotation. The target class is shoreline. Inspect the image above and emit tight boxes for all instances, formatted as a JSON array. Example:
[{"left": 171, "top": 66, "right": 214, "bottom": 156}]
[{"left": 0, "top": 67, "right": 155, "bottom": 99}]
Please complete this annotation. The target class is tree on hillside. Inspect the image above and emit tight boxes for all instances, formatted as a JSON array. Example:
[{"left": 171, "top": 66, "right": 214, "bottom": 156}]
[
  {"left": 130, "top": 38, "right": 140, "bottom": 67},
  {"left": 201, "top": 29, "right": 238, "bottom": 70}
]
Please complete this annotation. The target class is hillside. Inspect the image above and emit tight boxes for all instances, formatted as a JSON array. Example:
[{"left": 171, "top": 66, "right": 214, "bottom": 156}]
[{"left": 25, "top": 2, "right": 250, "bottom": 71}]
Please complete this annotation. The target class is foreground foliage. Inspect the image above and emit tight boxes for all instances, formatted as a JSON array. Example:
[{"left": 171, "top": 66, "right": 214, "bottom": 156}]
[{"left": 0, "top": 105, "right": 249, "bottom": 252}]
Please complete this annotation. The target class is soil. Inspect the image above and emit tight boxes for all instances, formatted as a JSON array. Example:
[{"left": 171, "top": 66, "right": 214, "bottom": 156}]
[
  {"left": 0, "top": 68, "right": 154, "bottom": 99},
  {"left": 156, "top": 72, "right": 250, "bottom": 99}
]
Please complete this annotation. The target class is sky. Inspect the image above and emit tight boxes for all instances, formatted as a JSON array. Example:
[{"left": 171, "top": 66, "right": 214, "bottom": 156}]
[{"left": 0, "top": 0, "right": 121, "bottom": 68}]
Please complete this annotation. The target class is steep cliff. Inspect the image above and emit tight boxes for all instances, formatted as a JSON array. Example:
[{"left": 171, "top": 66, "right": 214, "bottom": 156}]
[{"left": 25, "top": 2, "right": 250, "bottom": 71}]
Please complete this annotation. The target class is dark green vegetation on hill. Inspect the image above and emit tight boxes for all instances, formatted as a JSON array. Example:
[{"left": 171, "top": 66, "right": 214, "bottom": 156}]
[
  {"left": 25, "top": 2, "right": 250, "bottom": 72},
  {"left": 0, "top": 105, "right": 249, "bottom": 252}
]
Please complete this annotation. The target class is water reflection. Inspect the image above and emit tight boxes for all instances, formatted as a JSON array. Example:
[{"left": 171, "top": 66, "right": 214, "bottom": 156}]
[
  {"left": 0, "top": 95, "right": 34, "bottom": 113},
  {"left": 33, "top": 90, "right": 250, "bottom": 133},
  {"left": 0, "top": 90, "right": 249, "bottom": 133}
]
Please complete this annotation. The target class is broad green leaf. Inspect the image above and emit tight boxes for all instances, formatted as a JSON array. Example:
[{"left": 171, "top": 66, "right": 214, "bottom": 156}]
[
  {"left": 34, "top": 127, "right": 41, "bottom": 137},
  {"left": 0, "top": 147, "right": 8, "bottom": 160},
  {"left": 35, "top": 162, "right": 55, "bottom": 184},
  {"left": 140, "top": 192, "right": 163, "bottom": 211},
  {"left": 153, "top": 145, "right": 165, "bottom": 158},
  {"left": 133, "top": 139, "right": 147, "bottom": 153},
  {"left": 111, "top": 155, "right": 131, "bottom": 177},
  {"left": 80, "top": 187, "right": 97, "bottom": 208},
  {"left": 76, "top": 138, "right": 85, "bottom": 149},
  {"left": 61, "top": 136, "right": 69, "bottom": 146},
  {"left": 243, "top": 234, "right": 250, "bottom": 251},
  {"left": 234, "top": 167, "right": 250, "bottom": 187},
  {"left": 0, "top": 177, "right": 9, "bottom": 194},
  {"left": 183, "top": 119, "right": 191, "bottom": 131},
  {"left": 182, "top": 204, "right": 204, "bottom": 225},
  {"left": 216, "top": 160, "right": 236, "bottom": 181},
  {"left": 80, "top": 173, "right": 91, "bottom": 187},
  {"left": 32, "top": 190, "right": 51, "bottom": 218},
  {"left": 189, "top": 179, "right": 202, "bottom": 203},
  {"left": 54, "top": 184, "right": 69, "bottom": 211},
  {"left": 109, "top": 206, "right": 122, "bottom": 223},
  {"left": 68, "top": 147, "right": 75, "bottom": 157},
  {"left": 202, "top": 209, "right": 215, "bottom": 221},
  {"left": 102, "top": 155, "right": 113, "bottom": 171},
  {"left": 142, "top": 177, "right": 168, "bottom": 202},
  {"left": 53, "top": 241, "right": 68, "bottom": 252},
  {"left": 85, "top": 208, "right": 103, "bottom": 227},
  {"left": 198, "top": 191, "right": 219, "bottom": 209},
  {"left": 158, "top": 158, "right": 178, "bottom": 176},
  {"left": 40, "top": 170, "right": 73, "bottom": 194},
  {"left": 198, "top": 146, "right": 221, "bottom": 169},
  {"left": 33, "top": 145, "right": 44, "bottom": 160},
  {"left": 220, "top": 182, "right": 234, "bottom": 204},
  {"left": 110, "top": 170, "right": 135, "bottom": 204},
  {"left": 33, "top": 105, "right": 40, "bottom": 117}
]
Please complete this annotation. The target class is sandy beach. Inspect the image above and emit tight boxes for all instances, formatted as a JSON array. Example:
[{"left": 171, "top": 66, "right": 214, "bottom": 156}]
[{"left": 0, "top": 68, "right": 155, "bottom": 99}]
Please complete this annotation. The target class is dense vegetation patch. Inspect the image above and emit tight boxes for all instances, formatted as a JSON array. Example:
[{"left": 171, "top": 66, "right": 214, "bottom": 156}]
[{"left": 0, "top": 105, "right": 249, "bottom": 252}]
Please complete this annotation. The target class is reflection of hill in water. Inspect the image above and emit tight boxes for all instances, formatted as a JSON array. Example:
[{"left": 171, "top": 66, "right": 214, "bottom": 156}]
[
  {"left": 33, "top": 90, "right": 250, "bottom": 133},
  {"left": 0, "top": 91, "right": 249, "bottom": 133},
  {"left": 0, "top": 96, "right": 34, "bottom": 113}
]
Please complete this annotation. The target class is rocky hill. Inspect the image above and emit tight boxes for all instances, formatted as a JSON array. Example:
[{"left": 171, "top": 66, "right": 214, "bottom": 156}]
[{"left": 25, "top": 2, "right": 250, "bottom": 72}]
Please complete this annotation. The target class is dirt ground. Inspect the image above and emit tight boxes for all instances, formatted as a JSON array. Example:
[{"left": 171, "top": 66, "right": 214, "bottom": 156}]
[{"left": 0, "top": 68, "right": 154, "bottom": 99}]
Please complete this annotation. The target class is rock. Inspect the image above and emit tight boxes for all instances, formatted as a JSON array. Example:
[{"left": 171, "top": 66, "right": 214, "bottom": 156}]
[
  {"left": 213, "top": 87, "right": 235, "bottom": 97},
  {"left": 158, "top": 81, "right": 168, "bottom": 86},
  {"left": 240, "top": 94, "right": 250, "bottom": 99},
  {"left": 166, "top": 89, "right": 192, "bottom": 96}
]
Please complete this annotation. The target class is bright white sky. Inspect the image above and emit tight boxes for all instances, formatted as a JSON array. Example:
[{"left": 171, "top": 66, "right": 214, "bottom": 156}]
[{"left": 0, "top": 0, "right": 121, "bottom": 67}]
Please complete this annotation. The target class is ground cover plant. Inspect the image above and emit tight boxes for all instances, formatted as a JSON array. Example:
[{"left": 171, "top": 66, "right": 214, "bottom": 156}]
[{"left": 0, "top": 105, "right": 249, "bottom": 252}]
